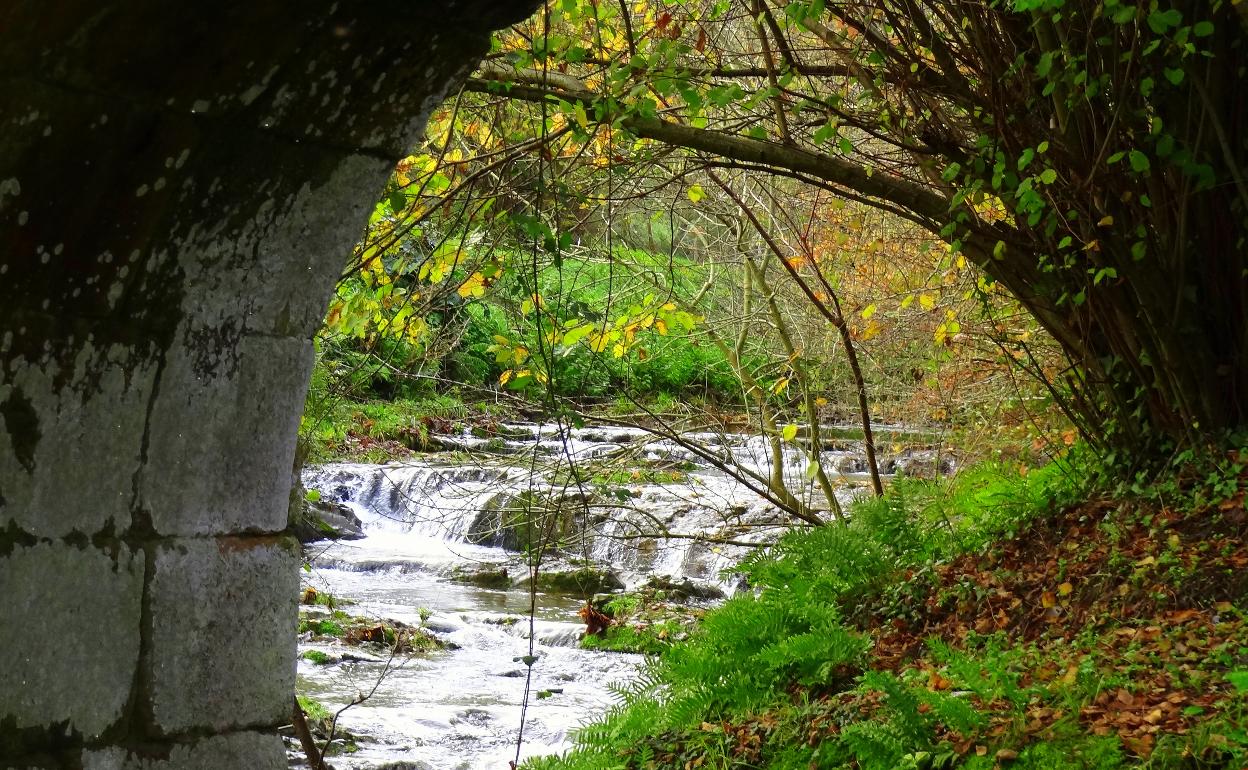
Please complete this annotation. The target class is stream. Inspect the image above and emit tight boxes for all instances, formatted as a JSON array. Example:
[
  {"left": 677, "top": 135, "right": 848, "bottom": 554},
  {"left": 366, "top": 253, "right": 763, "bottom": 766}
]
[{"left": 296, "top": 422, "right": 949, "bottom": 769}]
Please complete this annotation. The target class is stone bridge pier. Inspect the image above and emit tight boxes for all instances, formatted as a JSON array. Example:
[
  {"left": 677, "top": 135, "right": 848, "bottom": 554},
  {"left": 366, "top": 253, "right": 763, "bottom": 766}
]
[{"left": 0, "top": 3, "right": 534, "bottom": 766}]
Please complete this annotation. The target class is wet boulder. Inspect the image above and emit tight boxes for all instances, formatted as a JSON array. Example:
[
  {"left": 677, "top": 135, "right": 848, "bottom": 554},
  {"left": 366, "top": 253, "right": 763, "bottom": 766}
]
[
  {"left": 642, "top": 575, "right": 726, "bottom": 601},
  {"left": 291, "top": 497, "right": 365, "bottom": 543},
  {"left": 465, "top": 490, "right": 582, "bottom": 552},
  {"left": 448, "top": 565, "right": 512, "bottom": 589},
  {"left": 514, "top": 566, "right": 625, "bottom": 595}
]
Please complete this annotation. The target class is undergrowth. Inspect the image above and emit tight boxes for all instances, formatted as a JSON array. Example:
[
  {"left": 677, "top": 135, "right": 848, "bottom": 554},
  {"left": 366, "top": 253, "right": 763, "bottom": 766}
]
[{"left": 528, "top": 450, "right": 1248, "bottom": 770}]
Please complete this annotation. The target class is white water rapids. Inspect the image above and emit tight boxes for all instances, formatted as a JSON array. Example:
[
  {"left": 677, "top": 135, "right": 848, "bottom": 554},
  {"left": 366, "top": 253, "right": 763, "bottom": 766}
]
[{"left": 295, "top": 422, "right": 945, "bottom": 769}]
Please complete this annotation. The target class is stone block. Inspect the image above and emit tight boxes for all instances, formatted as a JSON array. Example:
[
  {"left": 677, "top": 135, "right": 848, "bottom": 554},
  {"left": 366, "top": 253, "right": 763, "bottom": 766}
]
[
  {"left": 163, "top": 148, "right": 389, "bottom": 338},
  {"left": 0, "top": 543, "right": 143, "bottom": 739},
  {"left": 141, "top": 334, "right": 311, "bottom": 536},
  {"left": 82, "top": 732, "right": 285, "bottom": 770},
  {"left": 0, "top": 343, "right": 156, "bottom": 538},
  {"left": 146, "top": 537, "right": 297, "bottom": 733}
]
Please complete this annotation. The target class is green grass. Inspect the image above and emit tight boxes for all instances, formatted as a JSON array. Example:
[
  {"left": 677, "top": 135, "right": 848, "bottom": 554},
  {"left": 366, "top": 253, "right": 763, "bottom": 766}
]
[
  {"left": 301, "top": 649, "right": 334, "bottom": 665},
  {"left": 296, "top": 694, "right": 332, "bottom": 723},
  {"left": 299, "top": 618, "right": 345, "bottom": 637},
  {"left": 581, "top": 621, "right": 684, "bottom": 655}
]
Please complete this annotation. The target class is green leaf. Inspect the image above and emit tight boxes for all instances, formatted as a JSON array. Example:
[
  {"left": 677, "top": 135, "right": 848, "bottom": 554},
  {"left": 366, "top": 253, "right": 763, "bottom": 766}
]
[
  {"left": 1110, "top": 4, "right": 1136, "bottom": 24},
  {"left": 1193, "top": 20, "right": 1214, "bottom": 37},
  {"left": 687, "top": 184, "right": 705, "bottom": 203},
  {"left": 1093, "top": 266, "right": 1117, "bottom": 285},
  {"left": 561, "top": 323, "right": 595, "bottom": 347},
  {"left": 1129, "top": 150, "right": 1151, "bottom": 173},
  {"left": 1163, "top": 67, "right": 1185, "bottom": 85},
  {"left": 305, "top": 489, "right": 322, "bottom": 503},
  {"left": 1035, "top": 51, "right": 1055, "bottom": 78},
  {"left": 1039, "top": 168, "right": 1058, "bottom": 184},
  {"left": 1227, "top": 670, "right": 1248, "bottom": 694},
  {"left": 1147, "top": 8, "right": 1182, "bottom": 33}
]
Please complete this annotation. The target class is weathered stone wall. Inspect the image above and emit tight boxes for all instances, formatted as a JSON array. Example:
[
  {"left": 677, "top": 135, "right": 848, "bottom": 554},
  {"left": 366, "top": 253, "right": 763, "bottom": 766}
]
[{"left": 0, "top": 2, "right": 535, "bottom": 766}]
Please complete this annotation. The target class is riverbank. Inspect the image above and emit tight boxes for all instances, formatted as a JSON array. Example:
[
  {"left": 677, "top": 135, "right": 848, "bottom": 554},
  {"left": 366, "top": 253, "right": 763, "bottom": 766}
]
[
  {"left": 526, "top": 455, "right": 1248, "bottom": 770},
  {"left": 299, "top": 392, "right": 957, "bottom": 468}
]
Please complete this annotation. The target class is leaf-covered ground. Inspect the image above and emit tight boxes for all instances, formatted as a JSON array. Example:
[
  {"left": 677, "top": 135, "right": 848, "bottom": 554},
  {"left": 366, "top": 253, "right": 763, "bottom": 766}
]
[{"left": 848, "top": 496, "right": 1248, "bottom": 766}]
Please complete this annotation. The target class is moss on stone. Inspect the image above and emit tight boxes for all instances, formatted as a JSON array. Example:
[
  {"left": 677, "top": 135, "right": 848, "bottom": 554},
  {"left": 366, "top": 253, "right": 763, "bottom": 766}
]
[
  {"left": 449, "top": 565, "right": 513, "bottom": 589},
  {"left": 518, "top": 566, "right": 625, "bottom": 595}
]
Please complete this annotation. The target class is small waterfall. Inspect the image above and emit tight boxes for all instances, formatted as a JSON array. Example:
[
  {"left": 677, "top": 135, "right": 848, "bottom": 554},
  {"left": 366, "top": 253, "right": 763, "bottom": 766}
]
[
  {"left": 302, "top": 421, "right": 939, "bottom": 590},
  {"left": 305, "top": 463, "right": 525, "bottom": 541}
]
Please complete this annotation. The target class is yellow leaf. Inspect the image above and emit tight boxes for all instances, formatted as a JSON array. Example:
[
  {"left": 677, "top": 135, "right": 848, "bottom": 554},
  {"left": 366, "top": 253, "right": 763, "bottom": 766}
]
[
  {"left": 1041, "top": 591, "right": 1057, "bottom": 608},
  {"left": 687, "top": 184, "right": 705, "bottom": 204},
  {"left": 919, "top": 293, "right": 936, "bottom": 311},
  {"left": 499, "top": 369, "right": 513, "bottom": 385},
  {"left": 457, "top": 272, "right": 487, "bottom": 298},
  {"left": 1058, "top": 582, "right": 1073, "bottom": 596},
  {"left": 772, "top": 377, "right": 790, "bottom": 395},
  {"left": 861, "top": 303, "right": 877, "bottom": 320},
  {"left": 1097, "top": 215, "right": 1114, "bottom": 226},
  {"left": 814, "top": 397, "right": 828, "bottom": 406},
  {"left": 612, "top": 343, "right": 626, "bottom": 358},
  {"left": 655, "top": 319, "right": 668, "bottom": 336},
  {"left": 781, "top": 424, "right": 798, "bottom": 442}
]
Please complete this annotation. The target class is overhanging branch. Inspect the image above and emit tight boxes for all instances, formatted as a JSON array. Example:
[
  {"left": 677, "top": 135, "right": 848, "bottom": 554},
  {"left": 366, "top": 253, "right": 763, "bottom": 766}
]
[{"left": 469, "top": 64, "right": 954, "bottom": 225}]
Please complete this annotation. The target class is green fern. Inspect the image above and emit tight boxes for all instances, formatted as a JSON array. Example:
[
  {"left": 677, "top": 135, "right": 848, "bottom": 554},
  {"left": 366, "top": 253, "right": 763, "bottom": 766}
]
[
  {"left": 927, "top": 637, "right": 1030, "bottom": 708},
  {"left": 839, "top": 719, "right": 910, "bottom": 770}
]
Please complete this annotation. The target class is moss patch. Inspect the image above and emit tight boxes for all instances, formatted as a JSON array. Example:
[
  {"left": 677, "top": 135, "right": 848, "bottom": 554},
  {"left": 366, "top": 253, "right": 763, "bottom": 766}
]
[{"left": 449, "top": 565, "right": 513, "bottom": 589}]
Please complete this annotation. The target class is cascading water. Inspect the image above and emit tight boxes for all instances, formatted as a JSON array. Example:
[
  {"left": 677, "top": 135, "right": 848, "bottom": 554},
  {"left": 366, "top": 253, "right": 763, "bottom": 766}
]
[{"left": 296, "top": 422, "right": 941, "bottom": 769}]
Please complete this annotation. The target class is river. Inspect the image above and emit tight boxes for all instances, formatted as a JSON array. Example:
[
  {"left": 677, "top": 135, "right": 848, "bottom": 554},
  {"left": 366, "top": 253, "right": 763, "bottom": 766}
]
[{"left": 295, "top": 422, "right": 946, "bottom": 769}]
